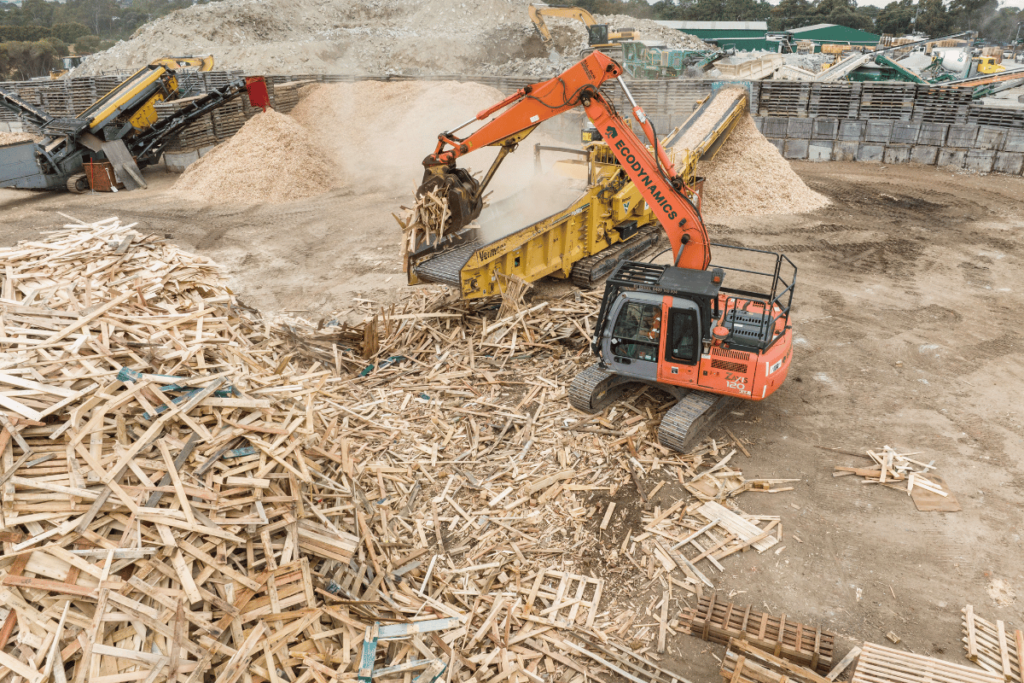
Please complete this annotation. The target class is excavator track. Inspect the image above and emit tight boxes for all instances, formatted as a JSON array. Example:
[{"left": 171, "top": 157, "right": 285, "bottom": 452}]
[
  {"left": 658, "top": 391, "right": 738, "bottom": 453},
  {"left": 568, "top": 364, "right": 632, "bottom": 414},
  {"left": 66, "top": 172, "right": 89, "bottom": 194},
  {"left": 570, "top": 225, "right": 662, "bottom": 288}
]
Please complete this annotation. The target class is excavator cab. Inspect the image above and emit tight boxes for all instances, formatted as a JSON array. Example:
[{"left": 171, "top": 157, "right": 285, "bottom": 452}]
[{"left": 572, "top": 247, "right": 796, "bottom": 452}]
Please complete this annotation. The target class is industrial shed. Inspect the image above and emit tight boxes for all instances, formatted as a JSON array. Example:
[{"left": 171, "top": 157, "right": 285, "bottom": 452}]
[
  {"left": 654, "top": 21, "right": 773, "bottom": 51},
  {"left": 786, "top": 23, "right": 880, "bottom": 49}
]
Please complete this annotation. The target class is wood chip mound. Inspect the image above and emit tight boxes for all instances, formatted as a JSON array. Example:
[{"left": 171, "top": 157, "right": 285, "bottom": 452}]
[
  {"left": 289, "top": 80, "right": 507, "bottom": 190},
  {"left": 171, "top": 108, "right": 338, "bottom": 204},
  {"left": 0, "top": 132, "right": 37, "bottom": 145},
  {"left": 670, "top": 87, "right": 747, "bottom": 157},
  {"left": 697, "top": 115, "right": 829, "bottom": 219}
]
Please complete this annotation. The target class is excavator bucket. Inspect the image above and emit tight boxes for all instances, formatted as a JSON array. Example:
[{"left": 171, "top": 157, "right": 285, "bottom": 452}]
[{"left": 415, "top": 166, "right": 483, "bottom": 236}]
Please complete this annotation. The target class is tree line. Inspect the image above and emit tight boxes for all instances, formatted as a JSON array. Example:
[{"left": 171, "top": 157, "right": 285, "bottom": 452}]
[{"left": 0, "top": 0, "right": 202, "bottom": 78}]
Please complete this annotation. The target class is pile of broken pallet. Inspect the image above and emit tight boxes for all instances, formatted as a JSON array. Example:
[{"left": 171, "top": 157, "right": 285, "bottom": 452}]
[{"left": 0, "top": 217, "right": 799, "bottom": 683}]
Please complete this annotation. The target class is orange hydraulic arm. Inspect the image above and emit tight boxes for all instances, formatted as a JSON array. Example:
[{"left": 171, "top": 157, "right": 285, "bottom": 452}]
[{"left": 423, "top": 51, "right": 710, "bottom": 271}]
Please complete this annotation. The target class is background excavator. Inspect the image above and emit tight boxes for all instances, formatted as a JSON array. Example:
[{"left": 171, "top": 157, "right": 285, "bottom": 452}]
[
  {"left": 410, "top": 52, "right": 797, "bottom": 450},
  {"left": 528, "top": 3, "right": 636, "bottom": 56}
]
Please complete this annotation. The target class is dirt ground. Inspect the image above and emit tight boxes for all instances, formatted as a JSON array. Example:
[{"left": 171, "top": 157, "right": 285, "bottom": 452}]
[{"left": 2, "top": 160, "right": 1023, "bottom": 680}]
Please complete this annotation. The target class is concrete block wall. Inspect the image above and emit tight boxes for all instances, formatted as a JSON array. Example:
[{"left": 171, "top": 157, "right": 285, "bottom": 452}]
[{"left": 756, "top": 115, "right": 1024, "bottom": 176}]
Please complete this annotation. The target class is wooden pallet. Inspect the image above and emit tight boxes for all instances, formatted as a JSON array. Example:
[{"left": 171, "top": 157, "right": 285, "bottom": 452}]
[
  {"left": 851, "top": 642, "right": 1002, "bottom": 683},
  {"left": 721, "top": 640, "right": 831, "bottom": 683},
  {"left": 758, "top": 82, "right": 810, "bottom": 117},
  {"left": 860, "top": 84, "right": 916, "bottom": 121},
  {"left": 518, "top": 569, "right": 604, "bottom": 628},
  {"left": 913, "top": 86, "right": 972, "bottom": 124},
  {"left": 809, "top": 83, "right": 861, "bottom": 119},
  {"left": 962, "top": 605, "right": 1023, "bottom": 682},
  {"left": 678, "top": 595, "right": 835, "bottom": 674},
  {"left": 968, "top": 106, "right": 1024, "bottom": 128}
]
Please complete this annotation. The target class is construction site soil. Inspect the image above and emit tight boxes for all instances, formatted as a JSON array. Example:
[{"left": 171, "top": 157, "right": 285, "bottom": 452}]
[{"left": 2, "top": 160, "right": 1021, "bottom": 680}]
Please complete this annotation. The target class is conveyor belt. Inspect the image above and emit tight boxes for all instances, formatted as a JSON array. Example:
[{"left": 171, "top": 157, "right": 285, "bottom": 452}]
[
  {"left": 662, "top": 88, "right": 746, "bottom": 158},
  {"left": 412, "top": 239, "right": 482, "bottom": 287}
]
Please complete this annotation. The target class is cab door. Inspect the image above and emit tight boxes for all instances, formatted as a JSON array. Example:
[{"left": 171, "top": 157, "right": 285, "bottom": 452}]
[
  {"left": 657, "top": 297, "right": 701, "bottom": 388},
  {"left": 602, "top": 292, "right": 663, "bottom": 382}
]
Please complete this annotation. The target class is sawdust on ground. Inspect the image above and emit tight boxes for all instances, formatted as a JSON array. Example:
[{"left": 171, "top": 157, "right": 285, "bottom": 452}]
[
  {"left": 171, "top": 108, "right": 338, "bottom": 204},
  {"left": 697, "top": 115, "right": 829, "bottom": 219},
  {"left": 987, "top": 578, "right": 1016, "bottom": 607},
  {"left": 0, "top": 132, "right": 37, "bottom": 145}
]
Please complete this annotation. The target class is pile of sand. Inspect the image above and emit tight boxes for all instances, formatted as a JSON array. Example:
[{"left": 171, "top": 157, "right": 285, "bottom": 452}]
[
  {"left": 73, "top": 0, "right": 709, "bottom": 78},
  {"left": 171, "top": 109, "right": 337, "bottom": 204},
  {"left": 697, "top": 115, "right": 829, "bottom": 219}
]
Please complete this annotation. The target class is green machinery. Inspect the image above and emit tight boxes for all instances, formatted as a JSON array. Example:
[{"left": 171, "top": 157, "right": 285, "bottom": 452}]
[
  {"left": 846, "top": 53, "right": 927, "bottom": 83},
  {"left": 618, "top": 42, "right": 722, "bottom": 79}
]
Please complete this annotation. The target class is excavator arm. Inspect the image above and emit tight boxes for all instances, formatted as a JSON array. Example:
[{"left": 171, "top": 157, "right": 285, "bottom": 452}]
[
  {"left": 528, "top": 4, "right": 597, "bottom": 44},
  {"left": 417, "top": 51, "right": 709, "bottom": 271}
]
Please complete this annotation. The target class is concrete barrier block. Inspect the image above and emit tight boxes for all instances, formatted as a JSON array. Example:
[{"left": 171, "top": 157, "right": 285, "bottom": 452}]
[
  {"left": 787, "top": 118, "right": 813, "bottom": 140},
  {"left": 946, "top": 124, "right": 979, "bottom": 147},
  {"left": 965, "top": 149, "right": 996, "bottom": 173},
  {"left": 910, "top": 145, "right": 939, "bottom": 165},
  {"left": 937, "top": 148, "right": 967, "bottom": 168},
  {"left": 784, "top": 139, "right": 809, "bottom": 159},
  {"left": 993, "top": 151, "right": 1024, "bottom": 175},
  {"left": 812, "top": 118, "right": 839, "bottom": 140},
  {"left": 753, "top": 116, "right": 764, "bottom": 133},
  {"left": 917, "top": 122, "right": 949, "bottom": 147},
  {"left": 767, "top": 138, "right": 786, "bottom": 154},
  {"left": 834, "top": 140, "right": 859, "bottom": 161},
  {"left": 1002, "top": 129, "right": 1024, "bottom": 152},
  {"left": 864, "top": 121, "right": 894, "bottom": 143},
  {"left": 975, "top": 126, "right": 1007, "bottom": 151},
  {"left": 0, "top": 123, "right": 9, "bottom": 133},
  {"left": 808, "top": 141, "right": 834, "bottom": 161},
  {"left": 883, "top": 145, "right": 911, "bottom": 164},
  {"left": 838, "top": 119, "right": 865, "bottom": 141},
  {"left": 890, "top": 122, "right": 920, "bottom": 145},
  {"left": 763, "top": 117, "right": 789, "bottom": 138},
  {"left": 856, "top": 143, "right": 885, "bottom": 162}
]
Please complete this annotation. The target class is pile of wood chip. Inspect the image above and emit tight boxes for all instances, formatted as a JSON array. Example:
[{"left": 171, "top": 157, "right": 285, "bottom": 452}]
[
  {"left": 0, "top": 216, "right": 791, "bottom": 683},
  {"left": 697, "top": 115, "right": 829, "bottom": 220},
  {"left": 171, "top": 109, "right": 339, "bottom": 204},
  {"left": 0, "top": 132, "right": 36, "bottom": 146}
]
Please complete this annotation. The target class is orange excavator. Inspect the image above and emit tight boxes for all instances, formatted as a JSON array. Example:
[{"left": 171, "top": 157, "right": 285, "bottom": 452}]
[{"left": 413, "top": 52, "right": 797, "bottom": 450}]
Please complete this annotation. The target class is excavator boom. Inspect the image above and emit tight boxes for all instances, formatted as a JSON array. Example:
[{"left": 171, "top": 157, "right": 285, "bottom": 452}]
[{"left": 418, "top": 51, "right": 708, "bottom": 270}]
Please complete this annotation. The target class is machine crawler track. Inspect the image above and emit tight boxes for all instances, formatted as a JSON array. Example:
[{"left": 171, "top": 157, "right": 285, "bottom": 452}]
[
  {"left": 570, "top": 225, "right": 662, "bottom": 288},
  {"left": 569, "top": 364, "right": 632, "bottom": 414},
  {"left": 658, "top": 391, "right": 738, "bottom": 453}
]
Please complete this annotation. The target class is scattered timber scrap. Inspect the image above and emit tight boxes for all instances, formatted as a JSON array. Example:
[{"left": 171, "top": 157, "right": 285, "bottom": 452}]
[
  {"left": 678, "top": 595, "right": 836, "bottom": 674},
  {"left": 395, "top": 187, "right": 452, "bottom": 272},
  {"left": 833, "top": 445, "right": 959, "bottom": 509},
  {"left": 720, "top": 639, "right": 832, "bottom": 683},
  {"left": 0, "top": 217, "right": 789, "bottom": 683},
  {"left": 962, "top": 605, "right": 1023, "bottom": 683},
  {"left": 850, "top": 642, "right": 1002, "bottom": 683}
]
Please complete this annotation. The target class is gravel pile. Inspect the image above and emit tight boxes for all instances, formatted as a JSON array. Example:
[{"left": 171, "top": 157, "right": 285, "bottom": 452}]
[{"left": 72, "top": 0, "right": 709, "bottom": 78}]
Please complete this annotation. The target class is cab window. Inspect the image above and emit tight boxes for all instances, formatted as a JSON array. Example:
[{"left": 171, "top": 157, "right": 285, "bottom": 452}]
[
  {"left": 611, "top": 302, "right": 661, "bottom": 362},
  {"left": 667, "top": 309, "right": 698, "bottom": 364}
]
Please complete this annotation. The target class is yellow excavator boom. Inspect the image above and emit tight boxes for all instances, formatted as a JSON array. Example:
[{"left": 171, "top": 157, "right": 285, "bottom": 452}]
[
  {"left": 149, "top": 56, "right": 215, "bottom": 72},
  {"left": 528, "top": 4, "right": 634, "bottom": 45}
]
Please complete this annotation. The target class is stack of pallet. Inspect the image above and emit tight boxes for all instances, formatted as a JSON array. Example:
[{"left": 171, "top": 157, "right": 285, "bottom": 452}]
[
  {"left": 1, "top": 216, "right": 798, "bottom": 683},
  {"left": 155, "top": 98, "right": 219, "bottom": 151},
  {"left": 720, "top": 639, "right": 832, "bottom": 683},
  {"left": 679, "top": 595, "right": 835, "bottom": 673}
]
